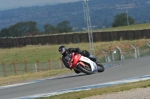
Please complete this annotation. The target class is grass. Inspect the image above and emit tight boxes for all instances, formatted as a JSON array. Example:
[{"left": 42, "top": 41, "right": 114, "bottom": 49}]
[
  {"left": 52, "top": 23, "right": 150, "bottom": 36},
  {"left": 0, "top": 39, "right": 150, "bottom": 64},
  {"left": 0, "top": 69, "right": 72, "bottom": 86},
  {"left": 40, "top": 79, "right": 150, "bottom": 99},
  {"left": 0, "top": 38, "right": 149, "bottom": 85},
  {"left": 71, "top": 23, "right": 150, "bottom": 34},
  {"left": 0, "top": 45, "right": 61, "bottom": 64},
  {"left": 0, "top": 23, "right": 150, "bottom": 64},
  {"left": 0, "top": 39, "right": 149, "bottom": 84},
  {"left": 94, "top": 23, "right": 150, "bottom": 32}
]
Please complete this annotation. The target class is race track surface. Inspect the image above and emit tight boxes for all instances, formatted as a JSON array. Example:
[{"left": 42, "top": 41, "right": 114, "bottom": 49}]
[{"left": 0, "top": 56, "right": 150, "bottom": 99}]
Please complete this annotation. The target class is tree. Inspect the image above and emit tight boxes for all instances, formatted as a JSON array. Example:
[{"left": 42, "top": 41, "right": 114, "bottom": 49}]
[
  {"left": 56, "top": 21, "right": 73, "bottom": 33},
  {"left": 25, "top": 21, "right": 39, "bottom": 34},
  {"left": 44, "top": 24, "right": 57, "bottom": 34},
  {"left": 112, "top": 13, "right": 135, "bottom": 27},
  {"left": 0, "top": 28, "right": 9, "bottom": 37},
  {"left": 8, "top": 21, "right": 39, "bottom": 37}
]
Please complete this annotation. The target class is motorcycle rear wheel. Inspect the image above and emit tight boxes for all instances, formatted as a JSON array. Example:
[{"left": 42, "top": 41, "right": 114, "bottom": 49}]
[{"left": 96, "top": 62, "right": 105, "bottom": 72}]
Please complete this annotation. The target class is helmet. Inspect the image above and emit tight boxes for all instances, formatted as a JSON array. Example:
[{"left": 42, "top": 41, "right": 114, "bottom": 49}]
[{"left": 58, "top": 46, "right": 67, "bottom": 55}]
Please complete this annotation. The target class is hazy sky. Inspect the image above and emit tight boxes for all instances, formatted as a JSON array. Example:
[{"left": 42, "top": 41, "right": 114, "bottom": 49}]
[{"left": 0, "top": 0, "right": 82, "bottom": 10}]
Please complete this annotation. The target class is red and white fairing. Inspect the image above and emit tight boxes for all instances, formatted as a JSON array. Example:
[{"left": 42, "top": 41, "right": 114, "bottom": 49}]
[{"left": 69, "top": 53, "right": 98, "bottom": 72}]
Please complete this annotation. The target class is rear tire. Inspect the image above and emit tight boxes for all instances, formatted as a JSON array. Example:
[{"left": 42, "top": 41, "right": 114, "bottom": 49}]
[
  {"left": 76, "top": 64, "right": 93, "bottom": 74},
  {"left": 96, "top": 62, "right": 105, "bottom": 72}
]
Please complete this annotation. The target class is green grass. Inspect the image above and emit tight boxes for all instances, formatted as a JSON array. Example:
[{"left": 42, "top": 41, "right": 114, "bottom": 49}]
[
  {"left": 0, "top": 45, "right": 61, "bottom": 64},
  {"left": 0, "top": 23, "right": 150, "bottom": 64},
  {"left": 94, "top": 23, "right": 150, "bottom": 32},
  {"left": 0, "top": 39, "right": 150, "bottom": 64},
  {"left": 56, "top": 23, "right": 150, "bottom": 34},
  {"left": 0, "top": 69, "right": 72, "bottom": 86},
  {"left": 0, "top": 38, "right": 149, "bottom": 84}
]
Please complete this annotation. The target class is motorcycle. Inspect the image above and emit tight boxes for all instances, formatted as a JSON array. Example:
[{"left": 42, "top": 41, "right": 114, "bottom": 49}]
[{"left": 67, "top": 52, "right": 105, "bottom": 74}]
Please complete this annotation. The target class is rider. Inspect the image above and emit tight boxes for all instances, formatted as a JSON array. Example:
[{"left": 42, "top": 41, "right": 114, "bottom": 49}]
[{"left": 58, "top": 45, "right": 98, "bottom": 73}]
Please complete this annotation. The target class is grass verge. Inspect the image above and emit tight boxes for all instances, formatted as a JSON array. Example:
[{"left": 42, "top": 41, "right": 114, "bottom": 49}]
[{"left": 0, "top": 69, "right": 72, "bottom": 86}]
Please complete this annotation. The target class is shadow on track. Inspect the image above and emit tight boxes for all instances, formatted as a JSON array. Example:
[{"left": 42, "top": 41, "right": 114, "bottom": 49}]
[{"left": 57, "top": 73, "right": 88, "bottom": 79}]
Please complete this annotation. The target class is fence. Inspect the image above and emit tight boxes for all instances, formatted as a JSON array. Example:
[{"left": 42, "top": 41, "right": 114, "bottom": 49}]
[
  {"left": 0, "top": 43, "right": 150, "bottom": 77},
  {"left": 98, "top": 44, "right": 150, "bottom": 63},
  {"left": 0, "top": 29, "right": 150, "bottom": 48},
  {"left": 0, "top": 59, "right": 65, "bottom": 77}
]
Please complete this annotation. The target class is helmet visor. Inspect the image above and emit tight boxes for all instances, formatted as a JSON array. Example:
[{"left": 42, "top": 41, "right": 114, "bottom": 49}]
[{"left": 59, "top": 48, "right": 66, "bottom": 54}]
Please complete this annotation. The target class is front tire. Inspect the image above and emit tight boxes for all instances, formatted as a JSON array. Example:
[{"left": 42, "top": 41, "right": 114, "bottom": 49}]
[{"left": 76, "top": 64, "right": 93, "bottom": 74}]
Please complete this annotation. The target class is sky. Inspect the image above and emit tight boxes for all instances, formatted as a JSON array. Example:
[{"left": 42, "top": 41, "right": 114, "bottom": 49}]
[{"left": 0, "top": 0, "right": 82, "bottom": 10}]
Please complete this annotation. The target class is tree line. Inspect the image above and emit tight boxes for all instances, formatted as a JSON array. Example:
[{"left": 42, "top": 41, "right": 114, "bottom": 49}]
[
  {"left": 0, "top": 13, "right": 135, "bottom": 37},
  {"left": 0, "top": 20, "right": 73, "bottom": 37}
]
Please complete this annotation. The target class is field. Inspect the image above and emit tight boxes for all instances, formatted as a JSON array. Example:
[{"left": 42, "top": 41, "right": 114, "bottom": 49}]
[
  {"left": 0, "top": 38, "right": 149, "bottom": 85},
  {"left": 74, "top": 23, "right": 150, "bottom": 33},
  {"left": 0, "top": 23, "right": 150, "bottom": 64},
  {"left": 95, "top": 23, "right": 150, "bottom": 32},
  {"left": 0, "top": 39, "right": 150, "bottom": 64},
  {"left": 0, "top": 23, "right": 150, "bottom": 98}
]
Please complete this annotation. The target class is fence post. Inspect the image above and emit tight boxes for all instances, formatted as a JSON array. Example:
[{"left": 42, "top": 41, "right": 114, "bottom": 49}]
[
  {"left": 47, "top": 59, "right": 52, "bottom": 70},
  {"left": 146, "top": 43, "right": 150, "bottom": 55},
  {"left": 24, "top": 60, "right": 28, "bottom": 73},
  {"left": 59, "top": 58, "right": 64, "bottom": 69},
  {"left": 110, "top": 50, "right": 115, "bottom": 61},
  {"left": 101, "top": 50, "right": 108, "bottom": 62},
  {"left": 131, "top": 45, "right": 138, "bottom": 58},
  {"left": 36, "top": 60, "right": 40, "bottom": 72},
  {"left": 13, "top": 61, "right": 17, "bottom": 75},
  {"left": 2, "top": 62, "right": 7, "bottom": 76},
  {"left": 146, "top": 42, "right": 150, "bottom": 47},
  {"left": 116, "top": 46, "right": 125, "bottom": 60}
]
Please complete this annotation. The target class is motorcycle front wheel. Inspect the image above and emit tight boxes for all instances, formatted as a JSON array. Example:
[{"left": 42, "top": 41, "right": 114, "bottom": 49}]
[{"left": 76, "top": 63, "right": 93, "bottom": 74}]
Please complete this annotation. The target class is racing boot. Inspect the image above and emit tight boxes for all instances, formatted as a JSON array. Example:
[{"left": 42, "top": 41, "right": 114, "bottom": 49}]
[{"left": 74, "top": 69, "right": 80, "bottom": 74}]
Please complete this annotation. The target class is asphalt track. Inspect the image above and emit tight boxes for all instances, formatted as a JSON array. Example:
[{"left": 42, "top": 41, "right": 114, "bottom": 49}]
[{"left": 0, "top": 56, "right": 150, "bottom": 99}]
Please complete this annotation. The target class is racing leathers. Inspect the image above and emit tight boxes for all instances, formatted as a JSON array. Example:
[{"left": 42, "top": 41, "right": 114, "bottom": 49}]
[{"left": 61, "top": 48, "right": 81, "bottom": 69}]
